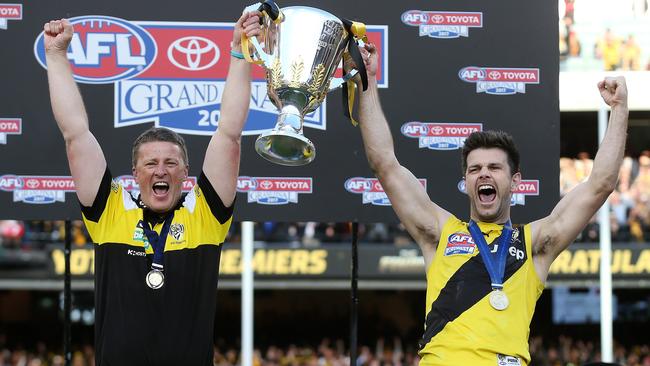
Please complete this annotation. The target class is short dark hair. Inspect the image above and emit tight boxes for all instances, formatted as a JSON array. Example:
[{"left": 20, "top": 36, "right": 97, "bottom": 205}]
[
  {"left": 132, "top": 127, "right": 189, "bottom": 167},
  {"left": 461, "top": 130, "right": 520, "bottom": 175}
]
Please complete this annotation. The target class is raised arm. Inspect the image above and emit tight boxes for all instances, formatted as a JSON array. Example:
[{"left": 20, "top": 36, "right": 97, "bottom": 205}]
[
  {"left": 44, "top": 19, "right": 106, "bottom": 207},
  {"left": 202, "top": 11, "right": 261, "bottom": 207},
  {"left": 354, "top": 44, "right": 450, "bottom": 267},
  {"left": 531, "top": 76, "right": 628, "bottom": 279}
]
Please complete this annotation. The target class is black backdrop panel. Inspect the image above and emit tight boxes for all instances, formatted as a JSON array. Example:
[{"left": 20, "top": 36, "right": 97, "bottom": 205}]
[{"left": 0, "top": 0, "right": 559, "bottom": 223}]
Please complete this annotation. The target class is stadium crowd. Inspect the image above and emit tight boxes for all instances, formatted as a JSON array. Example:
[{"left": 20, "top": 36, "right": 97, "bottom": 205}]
[{"left": 0, "top": 335, "right": 649, "bottom": 365}]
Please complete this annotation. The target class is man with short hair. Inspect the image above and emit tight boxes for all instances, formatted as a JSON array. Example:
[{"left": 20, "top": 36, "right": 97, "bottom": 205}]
[
  {"left": 349, "top": 43, "right": 628, "bottom": 365},
  {"left": 44, "top": 12, "right": 261, "bottom": 365}
]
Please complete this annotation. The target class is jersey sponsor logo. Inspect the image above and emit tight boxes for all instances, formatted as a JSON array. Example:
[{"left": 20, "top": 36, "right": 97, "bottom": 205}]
[
  {"left": 458, "top": 66, "right": 540, "bottom": 95},
  {"left": 127, "top": 249, "right": 147, "bottom": 257},
  {"left": 401, "top": 10, "right": 482, "bottom": 38},
  {"left": 345, "top": 177, "right": 427, "bottom": 206},
  {"left": 236, "top": 176, "right": 312, "bottom": 205},
  {"left": 34, "top": 16, "right": 157, "bottom": 84},
  {"left": 497, "top": 354, "right": 522, "bottom": 366},
  {"left": 401, "top": 122, "right": 482, "bottom": 150},
  {"left": 457, "top": 179, "right": 540, "bottom": 206},
  {"left": 35, "top": 16, "right": 388, "bottom": 137},
  {"left": 444, "top": 233, "right": 476, "bottom": 256},
  {"left": 0, "top": 118, "right": 21, "bottom": 144},
  {"left": 133, "top": 220, "right": 149, "bottom": 246},
  {"left": 0, "top": 4, "right": 22, "bottom": 30},
  {"left": 0, "top": 175, "right": 75, "bottom": 204}
]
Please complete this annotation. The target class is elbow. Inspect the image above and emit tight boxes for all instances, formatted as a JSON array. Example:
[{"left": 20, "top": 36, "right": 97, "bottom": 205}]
[{"left": 589, "top": 175, "right": 617, "bottom": 198}]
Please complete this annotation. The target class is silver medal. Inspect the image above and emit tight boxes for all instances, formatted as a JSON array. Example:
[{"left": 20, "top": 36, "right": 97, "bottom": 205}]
[
  {"left": 489, "top": 289, "right": 509, "bottom": 310},
  {"left": 146, "top": 269, "right": 165, "bottom": 289}
]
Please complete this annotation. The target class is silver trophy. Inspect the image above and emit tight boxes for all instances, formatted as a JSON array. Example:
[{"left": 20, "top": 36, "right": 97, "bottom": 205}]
[{"left": 242, "top": 2, "right": 365, "bottom": 166}]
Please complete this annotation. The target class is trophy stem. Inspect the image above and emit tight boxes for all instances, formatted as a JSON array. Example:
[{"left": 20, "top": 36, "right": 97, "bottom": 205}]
[{"left": 254, "top": 105, "right": 316, "bottom": 166}]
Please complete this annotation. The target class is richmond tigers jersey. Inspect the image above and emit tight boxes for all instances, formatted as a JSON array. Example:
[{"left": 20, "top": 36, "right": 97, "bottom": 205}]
[
  {"left": 418, "top": 215, "right": 544, "bottom": 366},
  {"left": 81, "top": 168, "right": 233, "bottom": 366}
]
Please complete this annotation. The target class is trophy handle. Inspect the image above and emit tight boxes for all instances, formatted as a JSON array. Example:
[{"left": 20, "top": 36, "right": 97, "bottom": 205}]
[{"left": 241, "top": 0, "right": 283, "bottom": 66}]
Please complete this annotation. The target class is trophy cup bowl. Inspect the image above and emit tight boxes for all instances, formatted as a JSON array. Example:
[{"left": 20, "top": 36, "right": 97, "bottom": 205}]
[{"left": 243, "top": 5, "right": 357, "bottom": 166}]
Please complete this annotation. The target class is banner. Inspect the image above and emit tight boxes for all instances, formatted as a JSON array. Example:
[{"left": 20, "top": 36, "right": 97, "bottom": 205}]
[{"left": 0, "top": 0, "right": 558, "bottom": 223}]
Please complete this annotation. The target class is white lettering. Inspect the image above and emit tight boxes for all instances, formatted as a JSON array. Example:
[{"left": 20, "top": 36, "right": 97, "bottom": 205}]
[
  {"left": 0, "top": 8, "right": 19, "bottom": 16},
  {"left": 445, "top": 15, "right": 480, "bottom": 24}
]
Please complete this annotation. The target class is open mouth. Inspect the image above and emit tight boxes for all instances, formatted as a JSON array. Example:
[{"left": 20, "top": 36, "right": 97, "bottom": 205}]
[
  {"left": 152, "top": 182, "right": 170, "bottom": 196},
  {"left": 478, "top": 184, "right": 496, "bottom": 203}
]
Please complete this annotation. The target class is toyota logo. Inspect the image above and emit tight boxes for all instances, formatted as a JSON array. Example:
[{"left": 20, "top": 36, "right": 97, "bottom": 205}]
[
  {"left": 167, "top": 36, "right": 220, "bottom": 71},
  {"left": 488, "top": 71, "right": 502, "bottom": 80},
  {"left": 431, "top": 126, "right": 444, "bottom": 135},
  {"left": 259, "top": 180, "right": 273, "bottom": 190},
  {"left": 26, "top": 179, "right": 39, "bottom": 189},
  {"left": 431, "top": 14, "right": 445, "bottom": 24}
]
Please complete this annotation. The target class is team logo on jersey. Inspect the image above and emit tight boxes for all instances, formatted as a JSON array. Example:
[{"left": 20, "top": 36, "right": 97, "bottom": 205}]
[
  {"left": 457, "top": 179, "right": 540, "bottom": 206},
  {"left": 0, "top": 4, "right": 22, "bottom": 30},
  {"left": 401, "top": 10, "right": 482, "bottom": 38},
  {"left": 444, "top": 233, "right": 476, "bottom": 256},
  {"left": 0, "top": 175, "right": 75, "bottom": 204},
  {"left": 169, "top": 223, "right": 184, "bottom": 241},
  {"left": 34, "top": 16, "right": 389, "bottom": 137},
  {"left": 236, "top": 176, "right": 312, "bottom": 205},
  {"left": 133, "top": 220, "right": 148, "bottom": 246},
  {"left": 344, "top": 177, "right": 427, "bottom": 206},
  {"left": 115, "top": 175, "right": 196, "bottom": 196},
  {"left": 0, "top": 118, "right": 21, "bottom": 144},
  {"left": 401, "top": 122, "right": 482, "bottom": 150},
  {"left": 458, "top": 66, "right": 540, "bottom": 95}
]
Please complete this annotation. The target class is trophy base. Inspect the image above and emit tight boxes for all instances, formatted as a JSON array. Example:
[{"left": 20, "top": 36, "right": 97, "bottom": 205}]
[{"left": 255, "top": 130, "right": 316, "bottom": 166}]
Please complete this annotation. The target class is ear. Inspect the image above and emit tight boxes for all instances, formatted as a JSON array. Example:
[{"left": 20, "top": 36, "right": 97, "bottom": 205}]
[
  {"left": 183, "top": 165, "right": 189, "bottom": 180},
  {"left": 511, "top": 171, "right": 522, "bottom": 192},
  {"left": 132, "top": 166, "right": 138, "bottom": 180}
]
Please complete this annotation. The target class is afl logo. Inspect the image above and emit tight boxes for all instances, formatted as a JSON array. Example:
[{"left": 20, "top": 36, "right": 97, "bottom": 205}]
[
  {"left": 167, "top": 36, "right": 220, "bottom": 71},
  {"left": 458, "top": 66, "right": 486, "bottom": 82},
  {"left": 33, "top": 15, "right": 157, "bottom": 84}
]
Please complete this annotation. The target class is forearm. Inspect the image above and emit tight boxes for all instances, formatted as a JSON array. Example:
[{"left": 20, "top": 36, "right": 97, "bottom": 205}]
[
  {"left": 590, "top": 104, "right": 628, "bottom": 192},
  {"left": 217, "top": 54, "right": 251, "bottom": 141},
  {"left": 358, "top": 79, "right": 397, "bottom": 174},
  {"left": 45, "top": 52, "right": 90, "bottom": 142}
]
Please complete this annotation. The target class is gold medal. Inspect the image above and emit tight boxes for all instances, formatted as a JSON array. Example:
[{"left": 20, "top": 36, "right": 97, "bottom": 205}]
[
  {"left": 146, "top": 269, "right": 165, "bottom": 289},
  {"left": 489, "top": 289, "right": 509, "bottom": 311}
]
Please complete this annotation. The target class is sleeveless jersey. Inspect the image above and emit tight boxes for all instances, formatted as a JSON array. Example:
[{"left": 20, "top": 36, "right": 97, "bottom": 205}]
[{"left": 418, "top": 215, "right": 544, "bottom": 366}]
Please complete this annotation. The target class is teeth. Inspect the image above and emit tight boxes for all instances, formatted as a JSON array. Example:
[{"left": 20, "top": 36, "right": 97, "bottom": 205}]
[{"left": 479, "top": 184, "right": 494, "bottom": 191}]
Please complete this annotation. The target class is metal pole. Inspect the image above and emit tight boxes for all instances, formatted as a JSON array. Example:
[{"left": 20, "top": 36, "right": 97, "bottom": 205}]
[
  {"left": 64, "top": 220, "right": 72, "bottom": 366},
  {"left": 241, "top": 221, "right": 254, "bottom": 366},
  {"left": 598, "top": 107, "right": 613, "bottom": 362},
  {"left": 350, "top": 222, "right": 359, "bottom": 366}
]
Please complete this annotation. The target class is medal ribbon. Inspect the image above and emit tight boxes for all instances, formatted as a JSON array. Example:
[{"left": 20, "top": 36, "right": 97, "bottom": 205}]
[
  {"left": 468, "top": 220, "right": 512, "bottom": 290},
  {"left": 142, "top": 213, "right": 174, "bottom": 271}
]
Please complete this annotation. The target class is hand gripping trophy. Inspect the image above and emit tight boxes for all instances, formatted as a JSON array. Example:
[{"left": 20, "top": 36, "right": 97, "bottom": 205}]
[{"left": 241, "top": 0, "right": 368, "bottom": 166}]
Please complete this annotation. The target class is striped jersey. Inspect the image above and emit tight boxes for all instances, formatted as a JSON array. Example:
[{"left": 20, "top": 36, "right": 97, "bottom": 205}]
[{"left": 418, "top": 215, "right": 544, "bottom": 366}]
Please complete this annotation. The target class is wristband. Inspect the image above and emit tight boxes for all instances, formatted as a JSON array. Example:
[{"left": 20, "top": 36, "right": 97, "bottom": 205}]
[{"left": 230, "top": 50, "right": 245, "bottom": 59}]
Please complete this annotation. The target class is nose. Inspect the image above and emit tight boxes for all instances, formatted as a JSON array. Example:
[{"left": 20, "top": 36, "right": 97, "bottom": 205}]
[{"left": 154, "top": 163, "right": 166, "bottom": 176}]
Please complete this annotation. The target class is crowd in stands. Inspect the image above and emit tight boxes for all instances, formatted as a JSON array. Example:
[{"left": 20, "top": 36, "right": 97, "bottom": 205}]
[
  {"left": 559, "top": 0, "right": 650, "bottom": 71},
  {"left": 1, "top": 335, "right": 649, "bottom": 365},
  {"left": 561, "top": 152, "right": 650, "bottom": 243}
]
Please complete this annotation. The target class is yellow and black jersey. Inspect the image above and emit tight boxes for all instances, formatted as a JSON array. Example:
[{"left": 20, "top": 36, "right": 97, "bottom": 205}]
[
  {"left": 418, "top": 215, "right": 544, "bottom": 366},
  {"left": 81, "top": 168, "right": 233, "bottom": 366}
]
